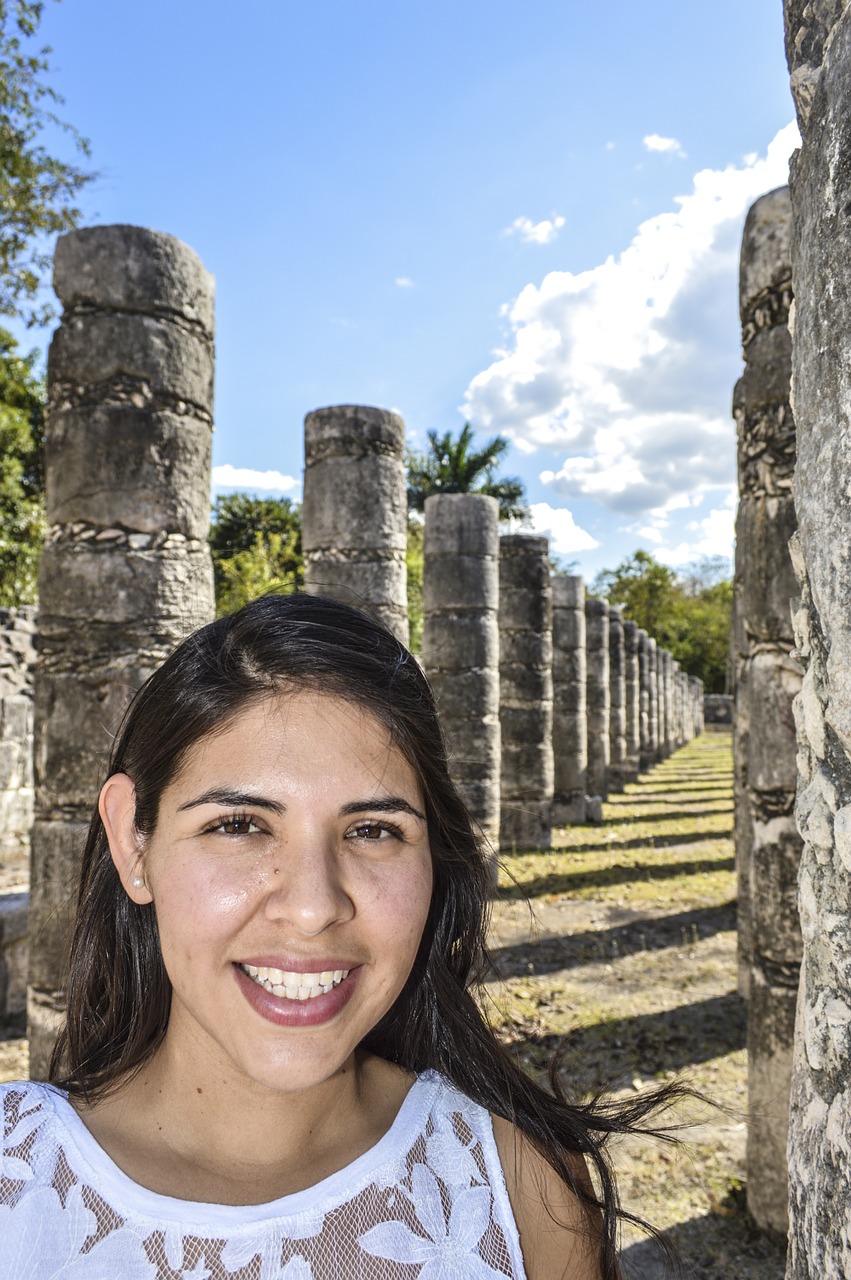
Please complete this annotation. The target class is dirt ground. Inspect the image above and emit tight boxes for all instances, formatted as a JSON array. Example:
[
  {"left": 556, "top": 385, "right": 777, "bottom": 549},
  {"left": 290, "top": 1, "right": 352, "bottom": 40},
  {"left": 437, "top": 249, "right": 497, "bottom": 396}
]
[
  {"left": 491, "top": 730, "right": 786, "bottom": 1279},
  {"left": 0, "top": 729, "right": 785, "bottom": 1277}
]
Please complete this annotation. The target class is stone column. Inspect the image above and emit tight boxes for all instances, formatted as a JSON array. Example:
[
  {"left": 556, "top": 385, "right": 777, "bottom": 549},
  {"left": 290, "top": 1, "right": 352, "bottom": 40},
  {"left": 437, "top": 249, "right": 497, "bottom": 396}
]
[
  {"left": 585, "top": 598, "right": 610, "bottom": 802},
  {"left": 498, "top": 536, "right": 553, "bottom": 850},
  {"left": 552, "top": 576, "right": 587, "bottom": 824},
  {"left": 646, "top": 635, "right": 659, "bottom": 767},
  {"left": 623, "top": 620, "right": 641, "bottom": 782},
  {"left": 608, "top": 607, "right": 627, "bottom": 792},
  {"left": 422, "top": 494, "right": 500, "bottom": 853},
  {"left": 31, "top": 225, "right": 216, "bottom": 1077},
  {"left": 672, "top": 663, "right": 684, "bottom": 750},
  {"left": 637, "top": 629, "right": 650, "bottom": 771},
  {"left": 302, "top": 405, "right": 408, "bottom": 644},
  {"left": 661, "top": 650, "right": 674, "bottom": 758},
  {"left": 732, "top": 183, "right": 802, "bottom": 1236},
  {"left": 655, "top": 648, "right": 667, "bottom": 760}
]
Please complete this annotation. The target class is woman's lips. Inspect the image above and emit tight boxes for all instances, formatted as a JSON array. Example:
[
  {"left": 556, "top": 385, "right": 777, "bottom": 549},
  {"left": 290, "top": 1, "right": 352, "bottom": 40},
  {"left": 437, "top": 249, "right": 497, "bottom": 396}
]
[{"left": 233, "top": 962, "right": 361, "bottom": 1027}]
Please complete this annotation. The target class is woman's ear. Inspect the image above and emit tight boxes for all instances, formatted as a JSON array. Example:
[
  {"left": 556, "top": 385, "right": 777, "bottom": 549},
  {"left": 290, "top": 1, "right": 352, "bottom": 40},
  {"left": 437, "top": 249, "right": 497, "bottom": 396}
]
[{"left": 99, "top": 773, "right": 153, "bottom": 904}]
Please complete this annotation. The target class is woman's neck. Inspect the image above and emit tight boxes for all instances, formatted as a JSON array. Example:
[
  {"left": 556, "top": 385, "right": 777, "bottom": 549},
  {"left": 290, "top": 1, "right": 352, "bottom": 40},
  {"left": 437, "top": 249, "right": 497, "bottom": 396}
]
[{"left": 73, "top": 1048, "right": 413, "bottom": 1205}]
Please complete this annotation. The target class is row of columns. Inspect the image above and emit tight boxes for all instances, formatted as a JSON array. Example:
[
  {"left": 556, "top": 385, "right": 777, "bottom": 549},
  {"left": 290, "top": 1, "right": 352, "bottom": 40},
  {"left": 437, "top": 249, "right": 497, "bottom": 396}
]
[{"left": 28, "top": 223, "right": 704, "bottom": 1083}]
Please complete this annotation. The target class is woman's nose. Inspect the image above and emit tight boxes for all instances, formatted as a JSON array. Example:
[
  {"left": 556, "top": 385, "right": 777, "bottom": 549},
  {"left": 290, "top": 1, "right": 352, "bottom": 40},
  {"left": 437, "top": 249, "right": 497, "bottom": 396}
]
[{"left": 263, "top": 839, "right": 354, "bottom": 934}]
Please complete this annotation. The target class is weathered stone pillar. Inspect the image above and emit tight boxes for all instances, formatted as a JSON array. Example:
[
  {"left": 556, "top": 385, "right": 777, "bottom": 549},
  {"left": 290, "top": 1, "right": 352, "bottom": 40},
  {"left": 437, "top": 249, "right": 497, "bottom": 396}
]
[
  {"left": 552, "top": 576, "right": 587, "bottom": 824},
  {"left": 302, "top": 405, "right": 408, "bottom": 644},
  {"left": 585, "top": 598, "right": 610, "bottom": 801},
  {"left": 655, "top": 648, "right": 667, "bottom": 760},
  {"left": 498, "top": 536, "right": 553, "bottom": 849},
  {"left": 422, "top": 494, "right": 500, "bottom": 853},
  {"left": 623, "top": 620, "right": 641, "bottom": 782},
  {"left": 673, "top": 663, "right": 684, "bottom": 750},
  {"left": 732, "top": 184, "right": 801, "bottom": 1236},
  {"left": 31, "top": 225, "right": 216, "bottom": 1077},
  {"left": 646, "top": 635, "right": 659, "bottom": 767},
  {"left": 499, "top": 536, "right": 553, "bottom": 850},
  {"left": 608, "top": 607, "right": 627, "bottom": 792}
]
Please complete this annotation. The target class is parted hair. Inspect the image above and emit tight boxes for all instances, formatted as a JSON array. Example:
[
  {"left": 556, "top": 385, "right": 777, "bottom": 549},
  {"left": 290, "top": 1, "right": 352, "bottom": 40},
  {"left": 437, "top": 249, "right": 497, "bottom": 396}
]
[{"left": 51, "top": 592, "right": 679, "bottom": 1279}]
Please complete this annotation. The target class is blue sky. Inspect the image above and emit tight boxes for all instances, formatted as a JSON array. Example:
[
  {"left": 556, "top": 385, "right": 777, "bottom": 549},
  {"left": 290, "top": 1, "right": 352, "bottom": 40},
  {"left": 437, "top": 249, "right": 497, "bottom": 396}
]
[{"left": 28, "top": 0, "right": 795, "bottom": 581}]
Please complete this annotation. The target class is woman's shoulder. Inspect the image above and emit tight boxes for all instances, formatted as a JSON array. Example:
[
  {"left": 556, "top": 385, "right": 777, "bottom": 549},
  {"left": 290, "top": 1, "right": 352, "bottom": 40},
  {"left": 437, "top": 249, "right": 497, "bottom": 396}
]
[{"left": 491, "top": 1115, "right": 604, "bottom": 1280}]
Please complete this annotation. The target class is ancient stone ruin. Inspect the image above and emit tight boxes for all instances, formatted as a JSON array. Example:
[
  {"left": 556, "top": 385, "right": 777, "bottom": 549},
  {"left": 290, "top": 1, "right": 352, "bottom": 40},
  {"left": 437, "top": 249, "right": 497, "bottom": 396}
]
[
  {"left": 422, "top": 493, "right": 500, "bottom": 853},
  {"left": 302, "top": 404, "right": 409, "bottom": 645},
  {"left": 498, "top": 535, "right": 554, "bottom": 851},
  {"left": 733, "top": 185, "right": 801, "bottom": 1234},
  {"left": 585, "top": 597, "right": 611, "bottom": 802},
  {"left": 28, "top": 225, "right": 216, "bottom": 1078},
  {"left": 782, "top": 4, "right": 851, "bottom": 1271},
  {"left": 552, "top": 576, "right": 588, "bottom": 824}
]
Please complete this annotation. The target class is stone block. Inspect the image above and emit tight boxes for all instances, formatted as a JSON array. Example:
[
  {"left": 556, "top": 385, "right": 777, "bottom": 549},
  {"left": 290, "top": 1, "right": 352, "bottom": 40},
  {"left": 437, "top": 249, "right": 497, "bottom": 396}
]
[
  {"left": 736, "top": 497, "right": 798, "bottom": 644},
  {"left": 49, "top": 312, "right": 214, "bottom": 413},
  {"left": 46, "top": 407, "right": 212, "bottom": 537},
  {"left": 748, "top": 651, "right": 801, "bottom": 793},
  {"left": 54, "top": 225, "right": 215, "bottom": 333},
  {"left": 422, "top": 615, "right": 498, "bottom": 671},
  {"left": 301, "top": 456, "right": 407, "bottom": 551},
  {"left": 751, "top": 817, "right": 805, "bottom": 966},
  {"left": 422, "top": 555, "right": 499, "bottom": 614},
  {"left": 499, "top": 630, "right": 552, "bottom": 669},
  {"left": 423, "top": 493, "right": 499, "bottom": 558},
  {"left": 428, "top": 668, "right": 499, "bottom": 719},
  {"left": 38, "top": 542, "right": 215, "bottom": 631}
]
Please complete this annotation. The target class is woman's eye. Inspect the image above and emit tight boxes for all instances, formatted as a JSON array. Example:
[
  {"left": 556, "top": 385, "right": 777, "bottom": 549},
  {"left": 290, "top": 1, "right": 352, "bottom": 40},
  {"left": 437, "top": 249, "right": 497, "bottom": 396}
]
[
  {"left": 209, "top": 814, "right": 261, "bottom": 837},
  {"left": 348, "top": 822, "right": 399, "bottom": 842}
]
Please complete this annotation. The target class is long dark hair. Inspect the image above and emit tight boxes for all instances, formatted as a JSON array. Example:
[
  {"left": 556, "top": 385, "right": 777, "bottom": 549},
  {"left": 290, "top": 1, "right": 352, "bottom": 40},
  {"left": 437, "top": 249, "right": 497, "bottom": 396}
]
[{"left": 51, "top": 592, "right": 680, "bottom": 1277}]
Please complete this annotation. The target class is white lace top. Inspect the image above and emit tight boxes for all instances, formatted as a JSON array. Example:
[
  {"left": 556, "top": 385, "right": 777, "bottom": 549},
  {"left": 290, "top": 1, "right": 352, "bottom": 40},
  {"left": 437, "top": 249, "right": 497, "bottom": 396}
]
[{"left": 0, "top": 1071, "right": 527, "bottom": 1279}]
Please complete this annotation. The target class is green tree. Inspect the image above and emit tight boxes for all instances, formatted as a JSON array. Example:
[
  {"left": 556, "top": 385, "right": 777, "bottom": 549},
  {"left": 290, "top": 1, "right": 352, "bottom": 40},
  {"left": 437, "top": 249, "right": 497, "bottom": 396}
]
[
  {"left": 209, "top": 493, "right": 303, "bottom": 616},
  {"left": 0, "top": 1, "right": 95, "bottom": 325},
  {"left": 406, "top": 423, "right": 528, "bottom": 521},
  {"left": 592, "top": 550, "right": 732, "bottom": 693},
  {"left": 0, "top": 323, "right": 44, "bottom": 603}
]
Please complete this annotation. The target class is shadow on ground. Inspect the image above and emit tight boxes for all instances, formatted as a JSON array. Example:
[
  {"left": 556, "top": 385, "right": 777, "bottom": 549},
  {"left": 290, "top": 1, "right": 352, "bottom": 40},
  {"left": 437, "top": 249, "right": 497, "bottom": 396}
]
[
  {"left": 620, "top": 1196, "right": 786, "bottom": 1280},
  {"left": 497, "top": 856, "right": 734, "bottom": 901},
  {"left": 488, "top": 901, "right": 736, "bottom": 979}
]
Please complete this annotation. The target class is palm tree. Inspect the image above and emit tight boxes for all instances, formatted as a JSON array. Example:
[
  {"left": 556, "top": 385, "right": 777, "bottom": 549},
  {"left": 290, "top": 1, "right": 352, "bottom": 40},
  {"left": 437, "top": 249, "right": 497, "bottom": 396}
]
[{"left": 406, "top": 423, "right": 528, "bottom": 521}]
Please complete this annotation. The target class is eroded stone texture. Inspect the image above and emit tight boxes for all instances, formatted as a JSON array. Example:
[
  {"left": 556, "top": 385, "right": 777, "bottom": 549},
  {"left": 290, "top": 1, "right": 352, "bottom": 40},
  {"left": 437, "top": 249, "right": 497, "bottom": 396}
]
[
  {"left": 552, "top": 576, "right": 587, "bottom": 824},
  {"left": 0, "top": 609, "right": 36, "bottom": 883},
  {"left": 784, "top": 8, "right": 851, "bottom": 1270},
  {"left": 422, "top": 495, "right": 500, "bottom": 853},
  {"left": 732, "top": 185, "right": 802, "bottom": 1234},
  {"left": 302, "top": 405, "right": 408, "bottom": 644},
  {"left": 30, "top": 226, "right": 216, "bottom": 1078},
  {"left": 585, "top": 598, "right": 610, "bottom": 802},
  {"left": 623, "top": 621, "right": 641, "bottom": 783},
  {"left": 499, "top": 536, "right": 553, "bottom": 850},
  {"left": 646, "top": 636, "right": 659, "bottom": 767},
  {"left": 608, "top": 607, "right": 627, "bottom": 793},
  {"left": 638, "top": 629, "right": 650, "bottom": 770}
]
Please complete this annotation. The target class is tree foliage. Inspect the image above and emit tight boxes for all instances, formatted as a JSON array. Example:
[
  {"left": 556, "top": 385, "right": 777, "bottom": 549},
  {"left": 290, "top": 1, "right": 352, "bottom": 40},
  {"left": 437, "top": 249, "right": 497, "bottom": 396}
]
[
  {"left": 406, "top": 423, "right": 528, "bottom": 521},
  {"left": 0, "top": 1, "right": 95, "bottom": 325},
  {"left": 592, "top": 549, "right": 732, "bottom": 694},
  {"left": 209, "top": 493, "right": 303, "bottom": 617},
  {"left": 0, "top": 323, "right": 44, "bottom": 603}
]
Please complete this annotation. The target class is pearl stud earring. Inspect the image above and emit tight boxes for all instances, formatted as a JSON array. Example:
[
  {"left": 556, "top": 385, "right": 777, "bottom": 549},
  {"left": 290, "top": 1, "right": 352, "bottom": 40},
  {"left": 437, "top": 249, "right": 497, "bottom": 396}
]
[{"left": 132, "top": 876, "right": 144, "bottom": 889}]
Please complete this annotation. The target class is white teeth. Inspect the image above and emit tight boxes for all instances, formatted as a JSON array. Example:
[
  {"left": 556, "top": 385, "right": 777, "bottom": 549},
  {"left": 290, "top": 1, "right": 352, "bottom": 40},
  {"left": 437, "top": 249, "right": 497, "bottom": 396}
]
[{"left": 241, "top": 964, "right": 350, "bottom": 1000}]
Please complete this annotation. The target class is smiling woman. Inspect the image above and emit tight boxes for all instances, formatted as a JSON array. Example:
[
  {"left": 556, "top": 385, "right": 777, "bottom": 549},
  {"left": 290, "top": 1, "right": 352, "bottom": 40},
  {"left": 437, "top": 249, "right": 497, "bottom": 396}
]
[{"left": 0, "top": 594, "right": 679, "bottom": 1280}]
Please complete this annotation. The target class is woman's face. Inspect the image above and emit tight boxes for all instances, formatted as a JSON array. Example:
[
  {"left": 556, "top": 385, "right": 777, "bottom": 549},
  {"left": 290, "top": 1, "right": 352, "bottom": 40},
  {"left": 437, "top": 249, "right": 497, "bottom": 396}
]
[{"left": 103, "top": 690, "right": 434, "bottom": 1096}]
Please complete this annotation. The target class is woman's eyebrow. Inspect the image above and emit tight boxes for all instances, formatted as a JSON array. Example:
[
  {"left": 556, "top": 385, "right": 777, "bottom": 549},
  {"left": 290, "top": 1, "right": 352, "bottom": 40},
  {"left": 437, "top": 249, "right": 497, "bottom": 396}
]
[
  {"left": 177, "top": 788, "right": 286, "bottom": 814},
  {"left": 339, "top": 797, "right": 426, "bottom": 821}
]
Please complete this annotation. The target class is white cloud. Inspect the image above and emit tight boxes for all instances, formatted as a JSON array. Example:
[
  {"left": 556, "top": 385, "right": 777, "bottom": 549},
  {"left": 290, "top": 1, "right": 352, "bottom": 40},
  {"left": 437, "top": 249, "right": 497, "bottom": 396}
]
[
  {"left": 505, "top": 215, "right": 566, "bottom": 246},
  {"left": 643, "top": 133, "right": 686, "bottom": 158},
  {"left": 520, "top": 501, "right": 599, "bottom": 554},
  {"left": 465, "top": 122, "right": 799, "bottom": 522},
  {"left": 212, "top": 465, "right": 299, "bottom": 494},
  {"left": 656, "top": 499, "right": 736, "bottom": 566},
  {"left": 395, "top": 276, "right": 414, "bottom": 288}
]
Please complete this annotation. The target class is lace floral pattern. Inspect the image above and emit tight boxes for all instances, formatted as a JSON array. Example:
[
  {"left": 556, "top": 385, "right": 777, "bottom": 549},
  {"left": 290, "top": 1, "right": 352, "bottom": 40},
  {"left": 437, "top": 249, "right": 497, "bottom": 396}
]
[{"left": 0, "top": 1074, "right": 526, "bottom": 1280}]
